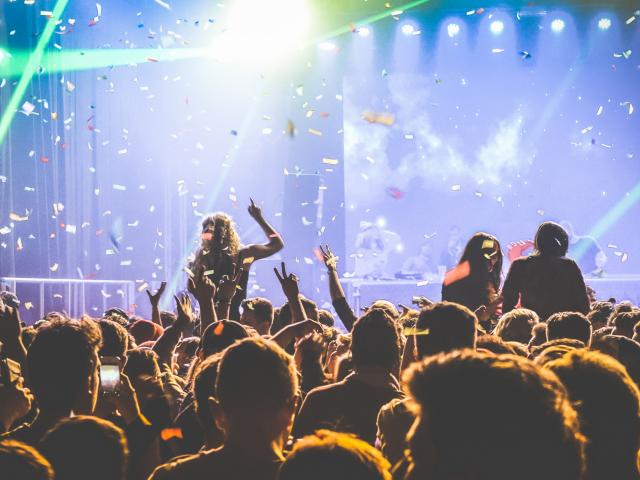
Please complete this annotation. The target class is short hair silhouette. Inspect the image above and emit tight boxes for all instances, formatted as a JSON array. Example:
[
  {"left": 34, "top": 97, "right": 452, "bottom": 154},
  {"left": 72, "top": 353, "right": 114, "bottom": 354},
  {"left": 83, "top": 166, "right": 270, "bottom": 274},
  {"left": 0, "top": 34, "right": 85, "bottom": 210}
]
[
  {"left": 415, "top": 302, "right": 477, "bottom": 357},
  {"left": 547, "top": 312, "right": 592, "bottom": 346},
  {"left": 98, "top": 319, "right": 128, "bottom": 358},
  {"left": 27, "top": 319, "right": 101, "bottom": 412},
  {"left": 534, "top": 221, "right": 569, "bottom": 257},
  {"left": 40, "top": 415, "right": 128, "bottom": 480},
  {"left": 0, "top": 439, "right": 53, "bottom": 480},
  {"left": 546, "top": 349, "right": 640, "bottom": 479},
  {"left": 350, "top": 309, "right": 401, "bottom": 373},
  {"left": 611, "top": 309, "right": 640, "bottom": 338},
  {"left": 404, "top": 350, "right": 585, "bottom": 480},
  {"left": 200, "top": 320, "right": 249, "bottom": 358},
  {"left": 493, "top": 308, "right": 538, "bottom": 344},
  {"left": 278, "top": 430, "right": 391, "bottom": 480}
]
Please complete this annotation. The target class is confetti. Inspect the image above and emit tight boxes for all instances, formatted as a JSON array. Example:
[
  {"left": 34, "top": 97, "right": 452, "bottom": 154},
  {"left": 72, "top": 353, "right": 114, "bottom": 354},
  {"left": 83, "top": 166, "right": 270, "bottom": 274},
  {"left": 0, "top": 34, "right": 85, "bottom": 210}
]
[
  {"left": 621, "top": 253, "right": 629, "bottom": 263},
  {"left": 519, "top": 51, "right": 532, "bottom": 60},
  {"left": 386, "top": 187, "right": 405, "bottom": 199},
  {"left": 416, "top": 280, "right": 429, "bottom": 287},
  {"left": 9, "top": 212, "right": 29, "bottom": 222},
  {"left": 21, "top": 101, "right": 35, "bottom": 115},
  {"left": 362, "top": 111, "right": 395, "bottom": 126},
  {"left": 50, "top": 263, "right": 59, "bottom": 272},
  {"left": 451, "top": 185, "right": 461, "bottom": 191},
  {"left": 596, "top": 106, "right": 603, "bottom": 116},
  {"left": 322, "top": 158, "right": 339, "bottom": 165},
  {"left": 308, "top": 128, "right": 322, "bottom": 136},
  {"left": 25, "top": 302, "right": 34, "bottom": 310},
  {"left": 153, "top": 0, "right": 171, "bottom": 9},
  {"left": 137, "top": 282, "right": 149, "bottom": 292}
]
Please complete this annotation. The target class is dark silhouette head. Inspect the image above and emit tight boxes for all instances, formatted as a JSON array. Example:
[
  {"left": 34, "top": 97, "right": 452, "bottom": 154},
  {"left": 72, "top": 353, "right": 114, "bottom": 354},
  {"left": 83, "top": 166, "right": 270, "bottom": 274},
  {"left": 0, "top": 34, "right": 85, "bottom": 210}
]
[
  {"left": 458, "top": 232, "right": 503, "bottom": 289},
  {"left": 547, "top": 312, "right": 592, "bottom": 347},
  {"left": 278, "top": 430, "right": 391, "bottom": 480},
  {"left": 415, "top": 302, "right": 477, "bottom": 358},
  {"left": 404, "top": 350, "right": 585, "bottom": 480},
  {"left": 0, "top": 440, "right": 53, "bottom": 480},
  {"left": 350, "top": 309, "right": 401, "bottom": 374},
  {"left": 534, "top": 222, "right": 569, "bottom": 257}
]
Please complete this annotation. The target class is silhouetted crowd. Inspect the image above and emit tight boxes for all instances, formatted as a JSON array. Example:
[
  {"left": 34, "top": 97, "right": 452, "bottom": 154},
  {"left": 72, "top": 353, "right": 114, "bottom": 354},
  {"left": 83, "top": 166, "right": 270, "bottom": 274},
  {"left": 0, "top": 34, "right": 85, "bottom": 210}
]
[{"left": 1, "top": 207, "right": 639, "bottom": 480}]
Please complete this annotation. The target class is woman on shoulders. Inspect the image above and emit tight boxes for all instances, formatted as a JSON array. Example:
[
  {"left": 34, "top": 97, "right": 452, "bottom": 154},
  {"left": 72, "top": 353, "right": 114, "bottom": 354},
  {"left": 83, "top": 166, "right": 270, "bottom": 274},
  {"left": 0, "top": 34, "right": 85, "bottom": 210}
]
[
  {"left": 502, "top": 222, "right": 589, "bottom": 321},
  {"left": 189, "top": 199, "right": 284, "bottom": 320}
]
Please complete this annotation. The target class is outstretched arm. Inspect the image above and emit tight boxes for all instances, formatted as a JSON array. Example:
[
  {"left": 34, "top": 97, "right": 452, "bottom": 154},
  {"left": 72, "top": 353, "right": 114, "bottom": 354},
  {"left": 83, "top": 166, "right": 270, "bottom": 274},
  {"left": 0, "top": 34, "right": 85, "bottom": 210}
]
[
  {"left": 243, "top": 198, "right": 285, "bottom": 261},
  {"left": 320, "top": 244, "right": 357, "bottom": 331},
  {"left": 187, "top": 274, "right": 218, "bottom": 336},
  {"left": 274, "top": 262, "right": 306, "bottom": 324},
  {"left": 146, "top": 282, "right": 166, "bottom": 326},
  {"left": 153, "top": 295, "right": 195, "bottom": 368}
]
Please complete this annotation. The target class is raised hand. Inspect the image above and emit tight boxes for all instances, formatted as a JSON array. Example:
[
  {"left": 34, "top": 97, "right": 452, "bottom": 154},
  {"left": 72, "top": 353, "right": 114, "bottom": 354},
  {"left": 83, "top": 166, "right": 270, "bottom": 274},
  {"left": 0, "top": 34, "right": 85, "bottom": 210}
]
[
  {"left": 247, "top": 197, "right": 263, "bottom": 221},
  {"left": 187, "top": 273, "right": 217, "bottom": 303},
  {"left": 274, "top": 262, "right": 300, "bottom": 300},
  {"left": 217, "top": 263, "right": 244, "bottom": 304},
  {"left": 174, "top": 294, "right": 195, "bottom": 329},
  {"left": 319, "top": 244, "right": 338, "bottom": 271},
  {"left": 0, "top": 298, "right": 22, "bottom": 349},
  {"left": 146, "top": 281, "right": 166, "bottom": 306}
]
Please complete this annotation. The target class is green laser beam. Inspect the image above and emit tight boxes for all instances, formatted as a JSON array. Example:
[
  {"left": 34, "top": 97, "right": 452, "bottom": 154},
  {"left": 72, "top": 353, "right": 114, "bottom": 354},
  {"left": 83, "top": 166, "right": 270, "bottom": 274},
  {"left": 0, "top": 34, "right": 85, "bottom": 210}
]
[
  {"left": 0, "top": 0, "right": 70, "bottom": 147},
  {"left": 312, "top": 0, "right": 432, "bottom": 43},
  {"left": 573, "top": 182, "right": 640, "bottom": 260},
  {"left": 0, "top": 47, "right": 207, "bottom": 78}
]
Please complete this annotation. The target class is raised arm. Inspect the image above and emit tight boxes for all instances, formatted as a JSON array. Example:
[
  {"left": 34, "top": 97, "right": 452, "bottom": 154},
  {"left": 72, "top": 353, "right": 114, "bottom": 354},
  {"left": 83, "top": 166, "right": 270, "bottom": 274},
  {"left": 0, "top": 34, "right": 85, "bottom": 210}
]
[
  {"left": 274, "top": 262, "right": 306, "bottom": 324},
  {"left": 243, "top": 198, "right": 285, "bottom": 261},
  {"left": 153, "top": 294, "right": 195, "bottom": 368},
  {"left": 320, "top": 244, "right": 357, "bottom": 331},
  {"left": 215, "top": 265, "right": 244, "bottom": 320},
  {"left": 187, "top": 274, "right": 218, "bottom": 336},
  {"left": 145, "top": 282, "right": 166, "bottom": 326}
]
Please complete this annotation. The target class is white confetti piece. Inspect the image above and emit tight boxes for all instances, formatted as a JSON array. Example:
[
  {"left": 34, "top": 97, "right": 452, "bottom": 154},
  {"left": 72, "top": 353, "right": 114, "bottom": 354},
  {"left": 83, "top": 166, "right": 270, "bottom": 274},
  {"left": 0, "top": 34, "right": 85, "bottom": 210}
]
[
  {"left": 137, "top": 282, "right": 149, "bottom": 292},
  {"left": 65, "top": 224, "right": 77, "bottom": 234},
  {"left": 416, "top": 280, "right": 429, "bottom": 287},
  {"left": 0, "top": 226, "right": 11, "bottom": 235},
  {"left": 153, "top": 0, "right": 171, "bottom": 9},
  {"left": 621, "top": 253, "right": 629, "bottom": 263},
  {"left": 112, "top": 184, "right": 126, "bottom": 191},
  {"left": 596, "top": 106, "right": 603, "bottom": 116},
  {"left": 120, "top": 260, "right": 132, "bottom": 266},
  {"left": 50, "top": 263, "right": 59, "bottom": 272},
  {"left": 451, "top": 185, "right": 461, "bottom": 191},
  {"left": 21, "top": 101, "right": 35, "bottom": 115}
]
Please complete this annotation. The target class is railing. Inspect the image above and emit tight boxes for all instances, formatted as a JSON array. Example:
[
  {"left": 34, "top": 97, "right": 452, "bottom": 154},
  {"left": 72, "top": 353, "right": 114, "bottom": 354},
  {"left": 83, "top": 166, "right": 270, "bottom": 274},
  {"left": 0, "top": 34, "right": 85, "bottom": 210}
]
[{"left": 0, "top": 277, "right": 136, "bottom": 320}]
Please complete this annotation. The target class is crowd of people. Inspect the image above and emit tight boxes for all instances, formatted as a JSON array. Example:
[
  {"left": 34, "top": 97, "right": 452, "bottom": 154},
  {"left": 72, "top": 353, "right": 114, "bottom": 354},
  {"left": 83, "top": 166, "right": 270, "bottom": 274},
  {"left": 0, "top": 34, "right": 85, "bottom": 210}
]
[{"left": 1, "top": 201, "right": 639, "bottom": 480}]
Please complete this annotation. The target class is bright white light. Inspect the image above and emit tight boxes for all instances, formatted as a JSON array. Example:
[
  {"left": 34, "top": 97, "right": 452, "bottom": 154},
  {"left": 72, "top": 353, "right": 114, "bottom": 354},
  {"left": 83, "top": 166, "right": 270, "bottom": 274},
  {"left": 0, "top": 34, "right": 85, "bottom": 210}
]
[
  {"left": 376, "top": 216, "right": 387, "bottom": 228},
  {"left": 598, "top": 17, "right": 611, "bottom": 30},
  {"left": 357, "top": 26, "right": 371, "bottom": 37},
  {"left": 551, "top": 18, "right": 565, "bottom": 32},
  {"left": 318, "top": 41, "right": 337, "bottom": 52},
  {"left": 401, "top": 24, "right": 415, "bottom": 35},
  {"left": 210, "top": 0, "right": 310, "bottom": 65},
  {"left": 447, "top": 23, "right": 460, "bottom": 37},
  {"left": 490, "top": 20, "right": 504, "bottom": 35}
]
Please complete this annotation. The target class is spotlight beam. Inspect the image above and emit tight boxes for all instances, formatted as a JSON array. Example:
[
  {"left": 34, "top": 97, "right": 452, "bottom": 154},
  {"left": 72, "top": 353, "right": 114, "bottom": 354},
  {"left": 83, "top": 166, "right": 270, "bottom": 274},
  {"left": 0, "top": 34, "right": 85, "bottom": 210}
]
[
  {"left": 0, "top": 48, "right": 207, "bottom": 78},
  {"left": 312, "top": 0, "right": 432, "bottom": 43},
  {"left": 0, "top": 0, "right": 70, "bottom": 147},
  {"left": 573, "top": 182, "right": 640, "bottom": 260}
]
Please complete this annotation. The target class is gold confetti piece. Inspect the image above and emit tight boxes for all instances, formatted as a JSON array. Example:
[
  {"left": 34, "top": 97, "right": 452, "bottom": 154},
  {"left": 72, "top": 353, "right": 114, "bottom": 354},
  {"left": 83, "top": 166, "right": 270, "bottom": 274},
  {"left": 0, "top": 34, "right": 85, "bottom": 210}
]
[
  {"left": 242, "top": 256, "right": 255, "bottom": 265},
  {"left": 403, "top": 327, "right": 430, "bottom": 336},
  {"left": 50, "top": 263, "right": 59, "bottom": 272},
  {"left": 308, "top": 128, "right": 322, "bottom": 136},
  {"left": 138, "top": 282, "right": 149, "bottom": 292},
  {"left": 9, "top": 212, "right": 28, "bottom": 222},
  {"left": 25, "top": 302, "right": 34, "bottom": 310},
  {"left": 322, "top": 158, "right": 339, "bottom": 165},
  {"left": 203, "top": 269, "right": 214, "bottom": 276},
  {"left": 362, "top": 111, "right": 395, "bottom": 126},
  {"left": 482, "top": 239, "right": 495, "bottom": 249}
]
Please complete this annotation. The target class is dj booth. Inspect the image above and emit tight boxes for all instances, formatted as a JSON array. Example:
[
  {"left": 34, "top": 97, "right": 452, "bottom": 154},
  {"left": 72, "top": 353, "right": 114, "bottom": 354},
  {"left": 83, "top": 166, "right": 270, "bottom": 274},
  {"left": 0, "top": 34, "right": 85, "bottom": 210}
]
[{"left": 342, "top": 275, "right": 640, "bottom": 312}]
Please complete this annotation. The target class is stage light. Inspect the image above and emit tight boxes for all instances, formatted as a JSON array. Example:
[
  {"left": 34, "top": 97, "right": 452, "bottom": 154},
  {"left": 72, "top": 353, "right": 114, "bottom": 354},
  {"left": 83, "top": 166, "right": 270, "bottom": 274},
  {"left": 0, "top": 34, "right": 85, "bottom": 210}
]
[
  {"left": 490, "top": 20, "right": 504, "bottom": 35},
  {"left": 357, "top": 26, "right": 371, "bottom": 37},
  {"left": 401, "top": 24, "right": 416, "bottom": 35},
  {"left": 447, "top": 23, "right": 460, "bottom": 37},
  {"left": 376, "top": 216, "right": 387, "bottom": 228},
  {"left": 598, "top": 17, "right": 611, "bottom": 30},
  {"left": 551, "top": 18, "right": 565, "bottom": 33},
  {"left": 318, "top": 41, "right": 337, "bottom": 51},
  {"left": 210, "top": 0, "right": 310, "bottom": 65}
]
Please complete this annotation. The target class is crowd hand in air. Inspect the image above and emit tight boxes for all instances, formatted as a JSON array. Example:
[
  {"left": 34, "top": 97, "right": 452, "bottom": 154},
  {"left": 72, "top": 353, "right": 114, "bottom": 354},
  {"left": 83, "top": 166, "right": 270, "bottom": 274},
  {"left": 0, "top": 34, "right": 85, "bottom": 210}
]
[
  {"left": 410, "top": 296, "right": 433, "bottom": 308},
  {"left": 274, "top": 262, "right": 300, "bottom": 301},
  {"left": 216, "top": 263, "right": 244, "bottom": 304},
  {"left": 507, "top": 240, "right": 535, "bottom": 262},
  {"left": 146, "top": 282, "right": 166, "bottom": 307},
  {"left": 188, "top": 272, "right": 217, "bottom": 303},
  {"left": 294, "top": 332, "right": 326, "bottom": 368},
  {"left": 319, "top": 244, "right": 339, "bottom": 271},
  {"left": 174, "top": 294, "right": 196, "bottom": 332}
]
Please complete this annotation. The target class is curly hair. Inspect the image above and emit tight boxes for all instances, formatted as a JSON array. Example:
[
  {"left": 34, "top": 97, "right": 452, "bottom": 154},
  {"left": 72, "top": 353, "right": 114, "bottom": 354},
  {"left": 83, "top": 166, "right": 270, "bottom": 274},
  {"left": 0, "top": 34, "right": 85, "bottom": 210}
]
[{"left": 192, "top": 212, "right": 241, "bottom": 281}]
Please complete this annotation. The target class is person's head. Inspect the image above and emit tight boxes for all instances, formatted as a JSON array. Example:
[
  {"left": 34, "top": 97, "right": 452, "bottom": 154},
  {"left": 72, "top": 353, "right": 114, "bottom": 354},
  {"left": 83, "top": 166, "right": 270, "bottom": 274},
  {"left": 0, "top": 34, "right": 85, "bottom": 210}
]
[
  {"left": 350, "top": 309, "right": 401, "bottom": 374},
  {"left": 534, "top": 221, "right": 569, "bottom": 257},
  {"left": 404, "top": 350, "right": 585, "bottom": 480},
  {"left": 415, "top": 302, "right": 477, "bottom": 358},
  {"left": 547, "top": 312, "right": 592, "bottom": 347},
  {"left": 587, "top": 301, "right": 615, "bottom": 331},
  {"left": 199, "top": 320, "right": 249, "bottom": 359},
  {"left": 200, "top": 212, "right": 240, "bottom": 257},
  {"left": 40, "top": 416, "right": 128, "bottom": 480},
  {"left": 317, "top": 309, "right": 335, "bottom": 328},
  {"left": 278, "top": 430, "right": 392, "bottom": 480},
  {"left": 240, "top": 297, "right": 274, "bottom": 335},
  {"left": 366, "top": 300, "right": 400, "bottom": 321},
  {"left": 159, "top": 310, "right": 177, "bottom": 328},
  {"left": 528, "top": 322, "right": 548, "bottom": 349},
  {"left": 122, "top": 348, "right": 161, "bottom": 383},
  {"left": 214, "top": 338, "right": 298, "bottom": 445},
  {"left": 529, "top": 338, "right": 586, "bottom": 360},
  {"left": 128, "top": 319, "right": 163, "bottom": 345},
  {"left": 610, "top": 309, "right": 640, "bottom": 338},
  {"left": 458, "top": 232, "right": 503, "bottom": 286},
  {"left": 98, "top": 319, "right": 129, "bottom": 361},
  {"left": 591, "top": 335, "right": 640, "bottom": 388},
  {"left": 275, "top": 296, "right": 320, "bottom": 332},
  {"left": 476, "top": 335, "right": 518, "bottom": 355},
  {"left": 493, "top": 308, "right": 539, "bottom": 344},
  {"left": 545, "top": 349, "right": 640, "bottom": 479},
  {"left": 27, "top": 318, "right": 102, "bottom": 415},
  {"left": 609, "top": 302, "right": 636, "bottom": 324},
  {"left": 0, "top": 440, "right": 53, "bottom": 480}
]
